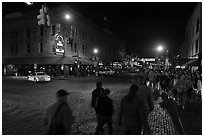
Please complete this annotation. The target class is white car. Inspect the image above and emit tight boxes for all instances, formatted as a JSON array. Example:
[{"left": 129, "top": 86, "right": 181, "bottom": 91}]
[
  {"left": 99, "top": 69, "right": 115, "bottom": 76},
  {"left": 27, "top": 72, "right": 51, "bottom": 83}
]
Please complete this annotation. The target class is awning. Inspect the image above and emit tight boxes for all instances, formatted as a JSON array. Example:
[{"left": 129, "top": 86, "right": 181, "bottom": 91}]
[
  {"left": 2, "top": 56, "right": 75, "bottom": 65},
  {"left": 78, "top": 58, "right": 94, "bottom": 65},
  {"left": 181, "top": 59, "right": 200, "bottom": 67},
  {"left": 174, "top": 58, "right": 191, "bottom": 66}
]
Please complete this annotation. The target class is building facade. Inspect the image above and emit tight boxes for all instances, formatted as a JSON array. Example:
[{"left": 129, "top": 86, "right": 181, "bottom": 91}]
[
  {"left": 179, "top": 3, "right": 202, "bottom": 72},
  {"left": 2, "top": 4, "right": 126, "bottom": 76}
]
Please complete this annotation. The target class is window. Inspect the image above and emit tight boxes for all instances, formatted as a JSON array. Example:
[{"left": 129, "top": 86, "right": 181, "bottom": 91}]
[
  {"left": 74, "top": 43, "right": 77, "bottom": 53},
  {"left": 27, "top": 43, "right": 31, "bottom": 53},
  {"left": 52, "top": 25, "right": 55, "bottom": 35},
  {"left": 74, "top": 28, "right": 78, "bottom": 38},
  {"left": 26, "top": 28, "right": 30, "bottom": 38},
  {"left": 195, "top": 39, "right": 199, "bottom": 53},
  {"left": 85, "top": 45, "right": 88, "bottom": 54},
  {"left": 39, "top": 42, "right": 43, "bottom": 53},
  {"left": 70, "top": 42, "right": 73, "bottom": 52},
  {"left": 196, "top": 18, "right": 200, "bottom": 33},
  {"left": 82, "top": 45, "right": 85, "bottom": 54},
  {"left": 40, "top": 26, "right": 43, "bottom": 36},
  {"left": 15, "top": 43, "right": 18, "bottom": 53}
]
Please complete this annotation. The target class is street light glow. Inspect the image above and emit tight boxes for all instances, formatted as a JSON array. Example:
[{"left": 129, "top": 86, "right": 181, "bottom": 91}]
[
  {"left": 65, "top": 14, "right": 71, "bottom": 20},
  {"left": 157, "top": 46, "right": 163, "bottom": 52},
  {"left": 93, "top": 49, "right": 98, "bottom": 54}
]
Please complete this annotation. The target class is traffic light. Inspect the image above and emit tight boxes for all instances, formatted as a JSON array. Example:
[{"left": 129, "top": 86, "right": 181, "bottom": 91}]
[
  {"left": 37, "top": 5, "right": 46, "bottom": 25},
  {"left": 37, "top": 5, "right": 51, "bottom": 26},
  {"left": 46, "top": 14, "right": 51, "bottom": 26},
  {"left": 43, "top": 5, "right": 51, "bottom": 27}
]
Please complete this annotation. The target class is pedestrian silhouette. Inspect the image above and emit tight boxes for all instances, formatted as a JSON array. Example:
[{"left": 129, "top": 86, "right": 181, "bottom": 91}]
[
  {"left": 118, "top": 84, "right": 151, "bottom": 135},
  {"left": 45, "top": 89, "right": 75, "bottom": 135},
  {"left": 137, "top": 75, "right": 154, "bottom": 112},
  {"left": 91, "top": 81, "right": 104, "bottom": 113},
  {"left": 95, "top": 89, "right": 113, "bottom": 135}
]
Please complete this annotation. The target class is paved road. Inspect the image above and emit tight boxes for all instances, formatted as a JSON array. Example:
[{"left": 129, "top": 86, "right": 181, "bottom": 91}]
[{"left": 2, "top": 74, "right": 201, "bottom": 135}]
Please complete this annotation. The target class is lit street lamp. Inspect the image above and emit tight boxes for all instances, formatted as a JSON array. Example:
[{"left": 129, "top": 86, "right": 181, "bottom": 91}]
[
  {"left": 157, "top": 45, "right": 163, "bottom": 52},
  {"left": 93, "top": 48, "right": 99, "bottom": 76},
  {"left": 93, "top": 48, "right": 98, "bottom": 54},
  {"left": 65, "top": 14, "right": 71, "bottom": 20}
]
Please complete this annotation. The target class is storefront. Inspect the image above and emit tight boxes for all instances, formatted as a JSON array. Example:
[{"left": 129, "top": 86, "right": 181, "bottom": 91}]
[{"left": 3, "top": 56, "right": 94, "bottom": 77}]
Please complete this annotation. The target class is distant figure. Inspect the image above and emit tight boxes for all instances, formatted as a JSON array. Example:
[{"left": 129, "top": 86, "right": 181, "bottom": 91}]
[
  {"left": 118, "top": 84, "right": 151, "bottom": 135},
  {"left": 137, "top": 75, "right": 154, "bottom": 112},
  {"left": 95, "top": 89, "right": 113, "bottom": 135},
  {"left": 195, "top": 73, "right": 202, "bottom": 99},
  {"left": 45, "top": 89, "right": 75, "bottom": 135},
  {"left": 148, "top": 69, "right": 155, "bottom": 88},
  {"left": 91, "top": 82, "right": 104, "bottom": 113},
  {"left": 175, "top": 75, "right": 187, "bottom": 108}
]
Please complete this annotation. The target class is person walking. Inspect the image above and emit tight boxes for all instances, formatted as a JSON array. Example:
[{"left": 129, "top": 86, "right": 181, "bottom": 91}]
[
  {"left": 45, "top": 89, "right": 75, "bottom": 135},
  {"left": 148, "top": 69, "right": 156, "bottom": 88},
  {"left": 91, "top": 81, "right": 104, "bottom": 113},
  {"left": 186, "top": 75, "right": 194, "bottom": 102},
  {"left": 175, "top": 75, "right": 187, "bottom": 109},
  {"left": 118, "top": 84, "right": 151, "bottom": 135},
  {"left": 95, "top": 89, "right": 113, "bottom": 135},
  {"left": 137, "top": 75, "right": 154, "bottom": 112}
]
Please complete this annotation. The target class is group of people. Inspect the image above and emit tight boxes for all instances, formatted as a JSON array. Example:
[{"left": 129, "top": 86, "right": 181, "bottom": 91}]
[
  {"left": 91, "top": 75, "right": 155, "bottom": 135},
  {"left": 44, "top": 75, "right": 155, "bottom": 135},
  {"left": 43, "top": 68, "right": 201, "bottom": 135},
  {"left": 144, "top": 68, "right": 202, "bottom": 109}
]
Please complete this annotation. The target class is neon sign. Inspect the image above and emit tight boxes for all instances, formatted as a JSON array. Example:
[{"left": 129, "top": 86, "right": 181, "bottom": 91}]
[{"left": 54, "top": 34, "right": 64, "bottom": 55}]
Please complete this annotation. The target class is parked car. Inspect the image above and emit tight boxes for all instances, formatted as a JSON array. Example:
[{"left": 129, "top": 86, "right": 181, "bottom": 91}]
[
  {"left": 99, "top": 69, "right": 115, "bottom": 76},
  {"left": 27, "top": 72, "right": 51, "bottom": 83}
]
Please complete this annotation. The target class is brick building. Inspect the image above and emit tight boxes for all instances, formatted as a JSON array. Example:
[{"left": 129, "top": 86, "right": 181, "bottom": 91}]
[
  {"left": 2, "top": 4, "right": 126, "bottom": 76},
  {"left": 179, "top": 3, "right": 202, "bottom": 72}
]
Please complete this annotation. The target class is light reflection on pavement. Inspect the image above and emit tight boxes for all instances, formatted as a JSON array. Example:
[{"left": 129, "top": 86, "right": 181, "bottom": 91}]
[{"left": 148, "top": 97, "right": 177, "bottom": 135}]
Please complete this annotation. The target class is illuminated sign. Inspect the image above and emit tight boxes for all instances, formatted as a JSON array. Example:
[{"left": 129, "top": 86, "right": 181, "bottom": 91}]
[
  {"left": 139, "top": 58, "right": 156, "bottom": 62},
  {"left": 54, "top": 34, "right": 64, "bottom": 55}
]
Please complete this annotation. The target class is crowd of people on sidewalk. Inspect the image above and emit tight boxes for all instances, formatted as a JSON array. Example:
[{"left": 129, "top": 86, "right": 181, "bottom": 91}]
[
  {"left": 144, "top": 68, "right": 202, "bottom": 109},
  {"left": 43, "top": 67, "right": 201, "bottom": 135}
]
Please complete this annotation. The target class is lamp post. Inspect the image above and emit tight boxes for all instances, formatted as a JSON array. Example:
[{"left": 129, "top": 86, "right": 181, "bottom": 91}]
[
  {"left": 93, "top": 48, "right": 99, "bottom": 76},
  {"left": 64, "top": 13, "right": 73, "bottom": 77},
  {"left": 156, "top": 45, "right": 169, "bottom": 70},
  {"left": 156, "top": 45, "right": 164, "bottom": 69}
]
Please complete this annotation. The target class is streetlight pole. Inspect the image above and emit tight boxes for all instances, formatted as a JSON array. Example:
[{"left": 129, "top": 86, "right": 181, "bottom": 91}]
[{"left": 93, "top": 48, "right": 99, "bottom": 76}]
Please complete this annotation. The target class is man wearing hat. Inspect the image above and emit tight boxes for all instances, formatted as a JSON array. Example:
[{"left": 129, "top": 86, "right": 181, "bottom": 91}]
[{"left": 45, "top": 89, "right": 75, "bottom": 135}]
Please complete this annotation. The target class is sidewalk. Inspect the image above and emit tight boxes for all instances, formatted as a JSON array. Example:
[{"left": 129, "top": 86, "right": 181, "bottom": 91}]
[
  {"left": 148, "top": 96, "right": 177, "bottom": 134},
  {"left": 160, "top": 91, "right": 202, "bottom": 135}
]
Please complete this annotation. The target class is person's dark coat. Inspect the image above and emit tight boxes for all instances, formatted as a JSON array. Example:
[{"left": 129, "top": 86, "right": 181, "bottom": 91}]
[
  {"left": 91, "top": 87, "right": 104, "bottom": 110},
  {"left": 96, "top": 96, "right": 113, "bottom": 116}
]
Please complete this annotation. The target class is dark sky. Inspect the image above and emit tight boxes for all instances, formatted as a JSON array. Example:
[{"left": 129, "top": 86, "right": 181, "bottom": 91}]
[{"left": 2, "top": 2, "right": 198, "bottom": 57}]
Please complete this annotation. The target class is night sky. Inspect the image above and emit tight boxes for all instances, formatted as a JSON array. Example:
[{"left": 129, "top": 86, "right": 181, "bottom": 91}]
[{"left": 2, "top": 2, "right": 198, "bottom": 57}]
